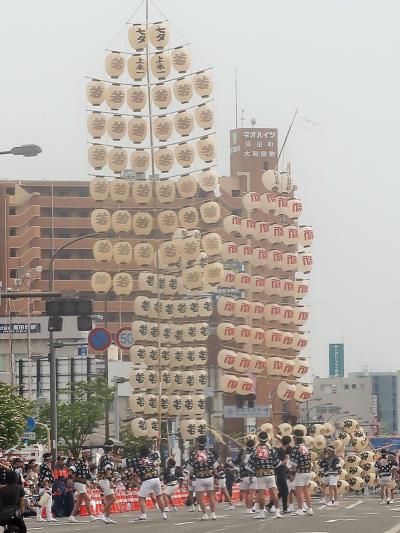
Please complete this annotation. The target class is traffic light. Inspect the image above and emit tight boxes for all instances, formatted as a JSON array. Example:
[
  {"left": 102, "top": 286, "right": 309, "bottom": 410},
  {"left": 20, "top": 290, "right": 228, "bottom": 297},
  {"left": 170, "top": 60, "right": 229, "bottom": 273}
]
[{"left": 45, "top": 299, "right": 93, "bottom": 332}]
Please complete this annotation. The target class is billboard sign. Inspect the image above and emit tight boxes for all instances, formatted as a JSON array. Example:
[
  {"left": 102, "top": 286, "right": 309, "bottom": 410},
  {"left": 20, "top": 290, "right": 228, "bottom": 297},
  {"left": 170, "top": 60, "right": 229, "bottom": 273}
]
[{"left": 329, "top": 343, "right": 344, "bottom": 378}]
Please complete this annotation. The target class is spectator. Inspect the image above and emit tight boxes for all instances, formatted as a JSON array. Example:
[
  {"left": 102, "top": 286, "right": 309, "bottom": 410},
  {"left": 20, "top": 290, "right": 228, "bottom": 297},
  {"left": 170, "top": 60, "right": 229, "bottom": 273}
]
[{"left": 0, "top": 470, "right": 27, "bottom": 533}]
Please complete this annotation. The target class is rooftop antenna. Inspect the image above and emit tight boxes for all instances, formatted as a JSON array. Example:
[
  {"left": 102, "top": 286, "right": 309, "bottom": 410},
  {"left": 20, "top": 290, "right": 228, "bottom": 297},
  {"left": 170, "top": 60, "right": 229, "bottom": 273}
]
[
  {"left": 250, "top": 118, "right": 256, "bottom": 128},
  {"left": 240, "top": 109, "right": 245, "bottom": 128}
]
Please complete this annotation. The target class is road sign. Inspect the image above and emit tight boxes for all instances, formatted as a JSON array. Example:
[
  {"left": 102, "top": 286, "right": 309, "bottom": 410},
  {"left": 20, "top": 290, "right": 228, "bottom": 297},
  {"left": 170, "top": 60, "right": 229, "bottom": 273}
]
[
  {"left": 77, "top": 346, "right": 88, "bottom": 357},
  {"left": 23, "top": 432, "right": 36, "bottom": 441},
  {"left": 115, "top": 327, "right": 134, "bottom": 350},
  {"left": 25, "top": 417, "right": 36, "bottom": 432},
  {"left": 88, "top": 327, "right": 112, "bottom": 352}
]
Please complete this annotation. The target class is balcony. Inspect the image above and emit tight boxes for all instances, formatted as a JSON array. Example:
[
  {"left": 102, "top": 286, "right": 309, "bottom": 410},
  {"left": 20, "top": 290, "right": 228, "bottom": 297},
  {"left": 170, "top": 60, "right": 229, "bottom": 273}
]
[
  {"left": 8, "top": 226, "right": 41, "bottom": 248},
  {"left": 9, "top": 205, "right": 40, "bottom": 226}
]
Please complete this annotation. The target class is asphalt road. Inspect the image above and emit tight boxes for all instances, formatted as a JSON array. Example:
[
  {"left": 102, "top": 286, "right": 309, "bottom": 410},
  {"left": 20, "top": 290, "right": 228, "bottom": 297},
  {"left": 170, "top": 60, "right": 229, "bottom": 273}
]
[{"left": 24, "top": 495, "right": 400, "bottom": 533}]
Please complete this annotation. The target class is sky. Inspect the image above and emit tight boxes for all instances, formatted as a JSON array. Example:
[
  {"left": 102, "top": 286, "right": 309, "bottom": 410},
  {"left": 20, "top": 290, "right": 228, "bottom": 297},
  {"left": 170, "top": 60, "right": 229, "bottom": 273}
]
[{"left": 1, "top": 0, "right": 399, "bottom": 379}]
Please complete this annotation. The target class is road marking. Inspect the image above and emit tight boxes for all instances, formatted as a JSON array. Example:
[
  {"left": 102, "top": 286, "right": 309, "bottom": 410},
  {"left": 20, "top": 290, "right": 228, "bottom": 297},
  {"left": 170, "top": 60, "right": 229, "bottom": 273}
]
[
  {"left": 346, "top": 499, "right": 363, "bottom": 509},
  {"left": 175, "top": 522, "right": 196, "bottom": 525},
  {"left": 325, "top": 519, "right": 358, "bottom": 523},
  {"left": 28, "top": 529, "right": 44, "bottom": 531}
]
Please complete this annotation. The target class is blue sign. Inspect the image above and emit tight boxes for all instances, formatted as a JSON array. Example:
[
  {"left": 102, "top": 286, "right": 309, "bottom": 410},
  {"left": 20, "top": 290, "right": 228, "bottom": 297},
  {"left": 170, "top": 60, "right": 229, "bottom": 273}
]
[
  {"left": 370, "top": 437, "right": 400, "bottom": 451},
  {"left": 0, "top": 323, "right": 41, "bottom": 334},
  {"left": 329, "top": 343, "right": 345, "bottom": 378},
  {"left": 25, "top": 417, "right": 36, "bottom": 432},
  {"left": 78, "top": 346, "right": 88, "bottom": 357},
  {"left": 88, "top": 327, "right": 112, "bottom": 352}
]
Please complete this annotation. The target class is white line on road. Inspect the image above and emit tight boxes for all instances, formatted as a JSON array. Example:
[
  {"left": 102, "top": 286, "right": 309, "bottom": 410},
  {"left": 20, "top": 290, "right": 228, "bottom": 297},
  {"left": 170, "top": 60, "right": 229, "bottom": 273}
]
[
  {"left": 175, "top": 522, "right": 196, "bottom": 525},
  {"left": 346, "top": 499, "right": 363, "bottom": 509}
]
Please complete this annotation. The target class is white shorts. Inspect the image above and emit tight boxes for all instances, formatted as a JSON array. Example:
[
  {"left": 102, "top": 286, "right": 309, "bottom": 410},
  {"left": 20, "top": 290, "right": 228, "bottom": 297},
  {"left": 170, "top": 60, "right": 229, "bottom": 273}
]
[
  {"left": 295, "top": 473, "right": 311, "bottom": 487},
  {"left": 240, "top": 477, "right": 257, "bottom": 491},
  {"left": 195, "top": 477, "right": 214, "bottom": 492},
  {"left": 139, "top": 478, "right": 162, "bottom": 498},
  {"left": 379, "top": 476, "right": 392, "bottom": 486},
  {"left": 256, "top": 475, "right": 277, "bottom": 491},
  {"left": 163, "top": 483, "right": 178, "bottom": 497},
  {"left": 74, "top": 482, "right": 88, "bottom": 495},
  {"left": 98, "top": 479, "right": 114, "bottom": 496},
  {"left": 218, "top": 478, "right": 226, "bottom": 489},
  {"left": 328, "top": 474, "right": 338, "bottom": 486},
  {"left": 287, "top": 480, "right": 295, "bottom": 492}
]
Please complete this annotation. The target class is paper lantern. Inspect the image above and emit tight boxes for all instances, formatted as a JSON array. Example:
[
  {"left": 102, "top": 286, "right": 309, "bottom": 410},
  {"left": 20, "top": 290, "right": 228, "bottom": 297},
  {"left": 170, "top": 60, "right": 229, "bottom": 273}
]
[
  {"left": 105, "top": 51, "right": 125, "bottom": 78},
  {"left": 337, "top": 432, "right": 351, "bottom": 446},
  {"left": 182, "top": 346, "right": 195, "bottom": 367},
  {"left": 134, "top": 242, "right": 154, "bottom": 266},
  {"left": 172, "top": 111, "right": 194, "bottom": 139},
  {"left": 127, "top": 86, "right": 147, "bottom": 112},
  {"left": 360, "top": 451, "right": 376, "bottom": 464},
  {"left": 200, "top": 201, "right": 220, "bottom": 224},
  {"left": 281, "top": 359, "right": 295, "bottom": 377},
  {"left": 234, "top": 324, "right": 251, "bottom": 344},
  {"left": 109, "top": 179, "right": 129, "bottom": 202},
  {"left": 108, "top": 148, "right": 128, "bottom": 174},
  {"left": 292, "top": 331, "right": 309, "bottom": 351},
  {"left": 181, "top": 236, "right": 200, "bottom": 263},
  {"left": 250, "top": 327, "right": 265, "bottom": 345},
  {"left": 113, "top": 272, "right": 133, "bottom": 295},
  {"left": 264, "top": 277, "right": 282, "bottom": 296},
  {"left": 233, "top": 352, "right": 251, "bottom": 373},
  {"left": 279, "top": 305, "right": 294, "bottom": 325},
  {"left": 195, "top": 102, "right": 214, "bottom": 130},
  {"left": 236, "top": 377, "right": 254, "bottom": 396},
  {"left": 87, "top": 79, "right": 106, "bottom": 106},
  {"left": 264, "top": 329, "right": 282, "bottom": 349},
  {"left": 127, "top": 55, "right": 147, "bottom": 81},
  {"left": 353, "top": 437, "right": 368, "bottom": 452},
  {"left": 260, "top": 192, "right": 277, "bottom": 214},
  {"left": 132, "top": 321, "right": 149, "bottom": 342},
  {"left": 221, "top": 269, "right": 236, "bottom": 288},
  {"left": 196, "top": 419, "right": 208, "bottom": 437},
  {"left": 239, "top": 218, "right": 257, "bottom": 238},
  {"left": 132, "top": 211, "right": 153, "bottom": 236},
  {"left": 196, "top": 322, "right": 209, "bottom": 342},
  {"left": 182, "top": 266, "right": 202, "bottom": 289},
  {"left": 304, "top": 436, "right": 314, "bottom": 447},
  {"left": 310, "top": 424, "right": 325, "bottom": 436},
  {"left": 267, "top": 357, "right": 284, "bottom": 376},
  {"left": 260, "top": 423, "right": 273, "bottom": 434},
  {"left": 217, "top": 349, "right": 236, "bottom": 370},
  {"left": 197, "top": 136, "right": 216, "bottom": 163},
  {"left": 250, "top": 301, "right": 265, "bottom": 320},
  {"left": 129, "top": 393, "right": 145, "bottom": 414},
  {"left": 251, "top": 275, "right": 266, "bottom": 293},
  {"left": 194, "top": 346, "right": 208, "bottom": 365},
  {"left": 143, "top": 394, "right": 158, "bottom": 415},
  {"left": 154, "top": 147, "right": 174, "bottom": 173},
  {"left": 278, "top": 423, "right": 292, "bottom": 436},
  {"left": 348, "top": 477, "right": 365, "bottom": 491},
  {"left": 130, "top": 150, "right": 150, "bottom": 173},
  {"left": 266, "top": 249, "right": 283, "bottom": 270},
  {"left": 261, "top": 169, "right": 279, "bottom": 192},
  {"left": 281, "top": 252, "right": 298, "bottom": 272},
  {"left": 198, "top": 298, "right": 213, "bottom": 318},
  {"left": 129, "top": 344, "right": 146, "bottom": 365},
  {"left": 277, "top": 381, "right": 296, "bottom": 401},
  {"left": 93, "top": 240, "right": 112, "bottom": 263},
  {"left": 337, "top": 480, "right": 350, "bottom": 494},
  {"left": 237, "top": 244, "right": 253, "bottom": 263},
  {"left": 180, "top": 419, "right": 197, "bottom": 440},
  {"left": 192, "top": 394, "right": 206, "bottom": 415},
  {"left": 87, "top": 112, "right": 106, "bottom": 139},
  {"left": 332, "top": 440, "right": 344, "bottom": 454},
  {"left": 159, "top": 395, "right": 169, "bottom": 414},
  {"left": 133, "top": 296, "right": 151, "bottom": 317},
  {"left": 293, "top": 307, "right": 310, "bottom": 327},
  {"left": 88, "top": 145, "right": 107, "bottom": 170},
  {"left": 298, "top": 226, "right": 314, "bottom": 247},
  {"left": 345, "top": 454, "right": 361, "bottom": 466},
  {"left": 144, "top": 369, "right": 159, "bottom": 389},
  {"left": 182, "top": 371, "right": 195, "bottom": 391},
  {"left": 314, "top": 435, "right": 326, "bottom": 450},
  {"left": 127, "top": 116, "right": 147, "bottom": 143},
  {"left": 175, "top": 142, "right": 195, "bottom": 168},
  {"left": 251, "top": 248, "right": 267, "bottom": 268},
  {"left": 150, "top": 51, "right": 171, "bottom": 80},
  {"left": 281, "top": 279, "right": 295, "bottom": 298},
  {"left": 147, "top": 418, "right": 159, "bottom": 438},
  {"left": 113, "top": 241, "right": 132, "bottom": 265},
  {"left": 129, "top": 368, "right": 146, "bottom": 388},
  {"left": 274, "top": 196, "right": 288, "bottom": 217},
  {"left": 90, "top": 176, "right": 109, "bottom": 201},
  {"left": 287, "top": 198, "right": 303, "bottom": 219},
  {"left": 169, "top": 395, "right": 183, "bottom": 415},
  {"left": 362, "top": 462, "right": 374, "bottom": 474},
  {"left": 266, "top": 224, "right": 284, "bottom": 245},
  {"left": 294, "top": 383, "right": 313, "bottom": 403},
  {"left": 255, "top": 222, "right": 269, "bottom": 241},
  {"left": 149, "top": 21, "right": 169, "bottom": 49},
  {"left": 170, "top": 348, "right": 184, "bottom": 368},
  {"left": 221, "top": 242, "right": 238, "bottom": 261},
  {"left": 293, "top": 424, "right": 307, "bottom": 437},
  {"left": 292, "top": 358, "right": 310, "bottom": 379},
  {"left": 250, "top": 355, "right": 267, "bottom": 374},
  {"left": 196, "top": 170, "right": 217, "bottom": 194},
  {"left": 298, "top": 252, "right": 313, "bottom": 274},
  {"left": 128, "top": 24, "right": 147, "bottom": 51},
  {"left": 193, "top": 370, "right": 208, "bottom": 389},
  {"left": 234, "top": 299, "right": 251, "bottom": 319},
  {"left": 282, "top": 225, "right": 298, "bottom": 246},
  {"left": 171, "top": 46, "right": 190, "bottom": 73},
  {"left": 280, "top": 331, "right": 294, "bottom": 350},
  {"left": 217, "top": 322, "right": 235, "bottom": 341},
  {"left": 131, "top": 418, "right": 147, "bottom": 438},
  {"left": 180, "top": 395, "right": 194, "bottom": 416},
  {"left": 294, "top": 279, "right": 309, "bottom": 299},
  {"left": 111, "top": 209, "right": 131, "bottom": 233},
  {"left": 105, "top": 84, "right": 125, "bottom": 110},
  {"left": 91, "top": 208, "right": 111, "bottom": 232},
  {"left": 157, "top": 209, "right": 177, "bottom": 234},
  {"left": 223, "top": 215, "right": 241, "bottom": 235},
  {"left": 151, "top": 83, "right": 172, "bottom": 109},
  {"left": 364, "top": 474, "right": 377, "bottom": 487},
  {"left": 193, "top": 71, "right": 213, "bottom": 98},
  {"left": 91, "top": 272, "right": 112, "bottom": 293},
  {"left": 173, "top": 77, "right": 193, "bottom": 104},
  {"left": 177, "top": 174, "right": 197, "bottom": 198},
  {"left": 264, "top": 303, "right": 281, "bottom": 322}
]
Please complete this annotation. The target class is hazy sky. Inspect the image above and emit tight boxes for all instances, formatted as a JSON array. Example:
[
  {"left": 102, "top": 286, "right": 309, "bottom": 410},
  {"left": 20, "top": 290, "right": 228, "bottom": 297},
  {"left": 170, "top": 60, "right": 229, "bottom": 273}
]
[{"left": 1, "top": 0, "right": 399, "bottom": 379}]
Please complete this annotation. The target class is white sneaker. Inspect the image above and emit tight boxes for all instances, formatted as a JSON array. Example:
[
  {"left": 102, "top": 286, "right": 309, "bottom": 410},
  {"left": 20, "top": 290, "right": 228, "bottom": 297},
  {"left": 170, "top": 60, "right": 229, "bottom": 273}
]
[
  {"left": 275, "top": 510, "right": 282, "bottom": 519},
  {"left": 254, "top": 511, "right": 265, "bottom": 519},
  {"left": 381, "top": 499, "right": 387, "bottom": 504},
  {"left": 133, "top": 515, "right": 148, "bottom": 521},
  {"left": 68, "top": 516, "right": 78, "bottom": 523},
  {"left": 307, "top": 508, "right": 314, "bottom": 516},
  {"left": 224, "top": 505, "right": 235, "bottom": 511},
  {"left": 105, "top": 517, "right": 117, "bottom": 524},
  {"left": 210, "top": 512, "right": 217, "bottom": 520},
  {"left": 47, "top": 518, "right": 58, "bottom": 522},
  {"left": 389, "top": 500, "right": 394, "bottom": 504},
  {"left": 162, "top": 513, "right": 168, "bottom": 520},
  {"left": 303, "top": 503, "right": 308, "bottom": 511},
  {"left": 293, "top": 509, "right": 304, "bottom": 516},
  {"left": 245, "top": 508, "right": 254, "bottom": 514},
  {"left": 333, "top": 501, "right": 339, "bottom": 506},
  {"left": 197, "top": 506, "right": 202, "bottom": 512},
  {"left": 188, "top": 506, "right": 195, "bottom": 512},
  {"left": 201, "top": 514, "right": 209, "bottom": 521},
  {"left": 287, "top": 504, "right": 294, "bottom": 512},
  {"left": 97, "top": 514, "right": 107, "bottom": 522},
  {"left": 319, "top": 498, "right": 326, "bottom": 504},
  {"left": 270, "top": 505, "right": 276, "bottom": 513},
  {"left": 89, "top": 515, "right": 99, "bottom": 522},
  {"left": 36, "top": 516, "right": 45, "bottom": 522},
  {"left": 164, "top": 507, "right": 170, "bottom": 512},
  {"left": 326, "top": 502, "right": 334, "bottom": 506}
]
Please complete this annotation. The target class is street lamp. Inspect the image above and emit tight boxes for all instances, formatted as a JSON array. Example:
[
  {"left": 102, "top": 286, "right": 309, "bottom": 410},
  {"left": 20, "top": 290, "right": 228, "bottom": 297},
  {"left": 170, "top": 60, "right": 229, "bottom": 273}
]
[{"left": 0, "top": 144, "right": 42, "bottom": 157}]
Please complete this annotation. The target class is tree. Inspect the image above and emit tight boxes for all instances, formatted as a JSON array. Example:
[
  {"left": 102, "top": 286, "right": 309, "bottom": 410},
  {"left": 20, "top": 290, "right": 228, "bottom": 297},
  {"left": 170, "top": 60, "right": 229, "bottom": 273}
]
[
  {"left": 0, "top": 381, "right": 34, "bottom": 450},
  {"left": 119, "top": 424, "right": 152, "bottom": 457},
  {"left": 39, "top": 378, "right": 114, "bottom": 457}
]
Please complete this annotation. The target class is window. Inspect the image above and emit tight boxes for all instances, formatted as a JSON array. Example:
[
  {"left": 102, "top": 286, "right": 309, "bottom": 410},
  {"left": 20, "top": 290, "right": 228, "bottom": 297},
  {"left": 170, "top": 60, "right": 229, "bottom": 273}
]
[
  {"left": 232, "top": 190, "right": 241, "bottom": 197},
  {"left": 0, "top": 355, "right": 6, "bottom": 373},
  {"left": 235, "top": 395, "right": 244, "bottom": 408},
  {"left": 8, "top": 207, "right": 16, "bottom": 215},
  {"left": 9, "top": 249, "right": 17, "bottom": 257},
  {"left": 57, "top": 272, "right": 71, "bottom": 280},
  {"left": 9, "top": 228, "right": 16, "bottom": 236},
  {"left": 6, "top": 187, "right": 15, "bottom": 195},
  {"left": 41, "top": 228, "right": 52, "bottom": 238},
  {"left": 10, "top": 269, "right": 17, "bottom": 279},
  {"left": 41, "top": 207, "right": 52, "bottom": 217},
  {"left": 344, "top": 384, "right": 349, "bottom": 390},
  {"left": 263, "top": 160, "right": 269, "bottom": 170},
  {"left": 352, "top": 384, "right": 356, "bottom": 389}
]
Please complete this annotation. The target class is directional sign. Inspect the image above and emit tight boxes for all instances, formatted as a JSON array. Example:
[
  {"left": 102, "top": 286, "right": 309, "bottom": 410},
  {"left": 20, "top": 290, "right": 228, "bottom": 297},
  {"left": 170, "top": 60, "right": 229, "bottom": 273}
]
[
  {"left": 88, "top": 327, "right": 112, "bottom": 352},
  {"left": 77, "top": 346, "right": 88, "bottom": 357},
  {"left": 25, "top": 417, "right": 36, "bottom": 432},
  {"left": 115, "top": 327, "right": 134, "bottom": 350},
  {"left": 23, "top": 432, "right": 36, "bottom": 441}
]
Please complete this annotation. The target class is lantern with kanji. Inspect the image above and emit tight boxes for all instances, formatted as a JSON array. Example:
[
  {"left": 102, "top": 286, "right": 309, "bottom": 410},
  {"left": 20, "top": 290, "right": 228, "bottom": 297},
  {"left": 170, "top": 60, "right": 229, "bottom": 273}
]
[
  {"left": 171, "top": 46, "right": 190, "bottom": 73},
  {"left": 108, "top": 147, "right": 128, "bottom": 174},
  {"left": 128, "top": 24, "right": 147, "bottom": 51},
  {"left": 130, "top": 150, "right": 150, "bottom": 173},
  {"left": 113, "top": 272, "right": 133, "bottom": 295},
  {"left": 294, "top": 383, "right": 313, "bottom": 403},
  {"left": 105, "top": 52, "right": 125, "bottom": 78},
  {"left": 175, "top": 142, "right": 195, "bottom": 168},
  {"left": 127, "top": 54, "right": 147, "bottom": 81},
  {"left": 220, "top": 374, "right": 239, "bottom": 393},
  {"left": 151, "top": 83, "right": 172, "bottom": 109},
  {"left": 127, "top": 86, "right": 147, "bottom": 112},
  {"left": 193, "top": 71, "right": 213, "bottom": 98},
  {"left": 110, "top": 179, "right": 129, "bottom": 202},
  {"left": 87, "top": 79, "right": 106, "bottom": 106},
  {"left": 91, "top": 208, "right": 111, "bottom": 232},
  {"left": 105, "top": 84, "right": 125, "bottom": 110},
  {"left": 195, "top": 102, "right": 214, "bottom": 130},
  {"left": 113, "top": 241, "right": 132, "bottom": 265},
  {"left": 197, "top": 136, "right": 216, "bottom": 163},
  {"left": 87, "top": 112, "right": 106, "bottom": 139},
  {"left": 277, "top": 381, "right": 296, "bottom": 401},
  {"left": 88, "top": 145, "right": 107, "bottom": 170},
  {"left": 173, "top": 77, "right": 193, "bottom": 104},
  {"left": 150, "top": 51, "right": 171, "bottom": 80},
  {"left": 91, "top": 272, "right": 112, "bottom": 293},
  {"left": 131, "top": 418, "right": 148, "bottom": 438},
  {"left": 149, "top": 20, "right": 169, "bottom": 49}
]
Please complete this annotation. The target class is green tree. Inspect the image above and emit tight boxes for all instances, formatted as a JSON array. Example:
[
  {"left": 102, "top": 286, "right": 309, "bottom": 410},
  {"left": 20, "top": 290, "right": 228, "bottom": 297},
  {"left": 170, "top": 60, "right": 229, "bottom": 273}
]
[
  {"left": 39, "top": 378, "right": 114, "bottom": 457},
  {"left": 119, "top": 424, "right": 152, "bottom": 457},
  {"left": 0, "top": 381, "right": 34, "bottom": 450}
]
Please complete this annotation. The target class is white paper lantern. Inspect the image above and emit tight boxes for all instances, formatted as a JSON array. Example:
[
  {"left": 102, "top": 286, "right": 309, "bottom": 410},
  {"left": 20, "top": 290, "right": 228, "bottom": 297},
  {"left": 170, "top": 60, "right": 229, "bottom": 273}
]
[
  {"left": 127, "top": 55, "right": 147, "bottom": 81},
  {"left": 105, "top": 52, "right": 125, "bottom": 78},
  {"left": 181, "top": 395, "right": 194, "bottom": 416},
  {"left": 222, "top": 269, "right": 236, "bottom": 287},
  {"left": 275, "top": 196, "right": 289, "bottom": 216},
  {"left": 197, "top": 136, "right": 216, "bottom": 163},
  {"left": 267, "top": 357, "right": 284, "bottom": 376},
  {"left": 264, "top": 329, "right": 283, "bottom": 349},
  {"left": 250, "top": 327, "right": 265, "bottom": 345},
  {"left": 282, "top": 225, "right": 298, "bottom": 246},
  {"left": 128, "top": 24, "right": 147, "bottom": 51},
  {"left": 90, "top": 176, "right": 109, "bottom": 201},
  {"left": 293, "top": 306, "right": 310, "bottom": 326},
  {"left": 277, "top": 381, "right": 296, "bottom": 401},
  {"left": 175, "top": 142, "right": 194, "bottom": 168},
  {"left": 298, "top": 226, "right": 314, "bottom": 247},
  {"left": 264, "top": 303, "right": 281, "bottom": 322},
  {"left": 298, "top": 252, "right": 313, "bottom": 274},
  {"left": 280, "top": 305, "right": 294, "bottom": 325},
  {"left": 314, "top": 435, "right": 326, "bottom": 450},
  {"left": 129, "top": 344, "right": 146, "bottom": 365},
  {"left": 266, "top": 249, "right": 283, "bottom": 270},
  {"left": 87, "top": 112, "right": 106, "bottom": 139},
  {"left": 194, "top": 346, "right": 208, "bottom": 365},
  {"left": 88, "top": 145, "right": 107, "bottom": 170},
  {"left": 250, "top": 301, "right": 265, "bottom": 321},
  {"left": 264, "top": 277, "right": 282, "bottom": 296},
  {"left": 129, "top": 393, "right": 145, "bottom": 414},
  {"left": 221, "top": 241, "right": 238, "bottom": 261},
  {"left": 195, "top": 102, "right": 214, "bottom": 130},
  {"left": 180, "top": 419, "right": 197, "bottom": 440},
  {"left": 130, "top": 150, "right": 150, "bottom": 174},
  {"left": 127, "top": 116, "right": 147, "bottom": 143},
  {"left": 281, "top": 252, "right": 298, "bottom": 272},
  {"left": 233, "top": 352, "right": 252, "bottom": 373},
  {"left": 169, "top": 395, "right": 183, "bottom": 415},
  {"left": 157, "top": 209, "right": 178, "bottom": 234},
  {"left": 182, "top": 266, "right": 202, "bottom": 289},
  {"left": 234, "top": 299, "right": 251, "bottom": 319},
  {"left": 261, "top": 169, "right": 280, "bottom": 192},
  {"left": 260, "top": 192, "right": 277, "bottom": 213},
  {"left": 154, "top": 147, "right": 174, "bottom": 173},
  {"left": 242, "top": 191, "right": 261, "bottom": 213},
  {"left": 292, "top": 358, "right": 310, "bottom": 378},
  {"left": 132, "top": 211, "right": 153, "bottom": 236},
  {"left": 91, "top": 208, "right": 111, "bottom": 232},
  {"left": 280, "top": 331, "right": 294, "bottom": 350},
  {"left": 251, "top": 275, "right": 266, "bottom": 293},
  {"left": 292, "top": 331, "right": 309, "bottom": 352},
  {"left": 193, "top": 394, "right": 207, "bottom": 415},
  {"left": 91, "top": 271, "right": 112, "bottom": 293},
  {"left": 151, "top": 83, "right": 172, "bottom": 109},
  {"left": 143, "top": 394, "right": 158, "bottom": 415},
  {"left": 134, "top": 242, "right": 154, "bottom": 266},
  {"left": 147, "top": 418, "right": 159, "bottom": 438},
  {"left": 113, "top": 241, "right": 133, "bottom": 265},
  {"left": 234, "top": 324, "right": 251, "bottom": 344},
  {"left": 223, "top": 215, "right": 242, "bottom": 235},
  {"left": 294, "top": 383, "right": 313, "bottom": 403},
  {"left": 111, "top": 209, "right": 130, "bottom": 233},
  {"left": 217, "top": 349, "right": 236, "bottom": 370},
  {"left": 236, "top": 377, "right": 254, "bottom": 396},
  {"left": 149, "top": 21, "right": 169, "bottom": 49},
  {"left": 200, "top": 201, "right": 220, "bottom": 224},
  {"left": 171, "top": 46, "right": 190, "bottom": 73},
  {"left": 144, "top": 369, "right": 159, "bottom": 389},
  {"left": 281, "top": 278, "right": 295, "bottom": 298},
  {"left": 193, "top": 71, "right": 213, "bottom": 98},
  {"left": 173, "top": 77, "right": 193, "bottom": 104},
  {"left": 220, "top": 374, "right": 239, "bottom": 393},
  {"left": 239, "top": 218, "right": 257, "bottom": 238},
  {"left": 197, "top": 169, "right": 218, "bottom": 192},
  {"left": 193, "top": 370, "right": 208, "bottom": 389},
  {"left": 250, "top": 355, "right": 267, "bottom": 374},
  {"left": 105, "top": 84, "right": 125, "bottom": 110},
  {"left": 237, "top": 244, "right": 253, "bottom": 263},
  {"left": 109, "top": 179, "right": 129, "bottom": 202},
  {"left": 93, "top": 240, "right": 113, "bottom": 263},
  {"left": 127, "top": 86, "right": 147, "bottom": 112},
  {"left": 251, "top": 248, "right": 267, "bottom": 268},
  {"left": 150, "top": 51, "right": 171, "bottom": 80},
  {"left": 108, "top": 148, "right": 128, "bottom": 174},
  {"left": 130, "top": 418, "right": 147, "bottom": 437},
  {"left": 177, "top": 174, "right": 198, "bottom": 198},
  {"left": 294, "top": 279, "right": 310, "bottom": 299},
  {"left": 217, "top": 322, "right": 235, "bottom": 341},
  {"left": 287, "top": 198, "right": 303, "bottom": 219},
  {"left": 129, "top": 368, "right": 146, "bottom": 388},
  {"left": 87, "top": 79, "right": 106, "bottom": 106},
  {"left": 113, "top": 272, "right": 133, "bottom": 295},
  {"left": 255, "top": 222, "right": 269, "bottom": 241},
  {"left": 281, "top": 359, "right": 295, "bottom": 377}
]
